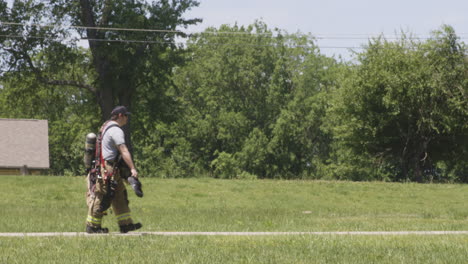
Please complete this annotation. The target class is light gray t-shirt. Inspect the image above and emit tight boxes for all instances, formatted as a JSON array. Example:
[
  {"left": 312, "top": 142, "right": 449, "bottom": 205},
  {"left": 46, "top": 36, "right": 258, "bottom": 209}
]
[{"left": 101, "top": 121, "right": 126, "bottom": 161}]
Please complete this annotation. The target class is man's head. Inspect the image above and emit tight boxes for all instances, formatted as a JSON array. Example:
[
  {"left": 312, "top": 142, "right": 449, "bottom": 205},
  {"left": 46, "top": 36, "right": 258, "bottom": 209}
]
[{"left": 110, "top": 106, "right": 131, "bottom": 126}]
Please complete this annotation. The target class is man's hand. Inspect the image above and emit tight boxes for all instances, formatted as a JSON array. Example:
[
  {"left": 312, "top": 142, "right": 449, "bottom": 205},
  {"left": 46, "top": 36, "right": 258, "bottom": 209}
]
[
  {"left": 131, "top": 168, "right": 138, "bottom": 178},
  {"left": 128, "top": 175, "right": 143, "bottom": 197}
]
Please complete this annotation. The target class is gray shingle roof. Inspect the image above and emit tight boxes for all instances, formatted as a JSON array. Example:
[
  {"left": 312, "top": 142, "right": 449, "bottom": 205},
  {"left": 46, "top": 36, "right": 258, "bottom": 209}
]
[{"left": 0, "top": 119, "right": 49, "bottom": 169}]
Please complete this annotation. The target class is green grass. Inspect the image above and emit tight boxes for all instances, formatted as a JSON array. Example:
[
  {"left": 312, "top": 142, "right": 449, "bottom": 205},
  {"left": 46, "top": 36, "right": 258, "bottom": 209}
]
[
  {"left": 1, "top": 176, "right": 467, "bottom": 232},
  {"left": 1, "top": 235, "right": 468, "bottom": 263},
  {"left": 1, "top": 176, "right": 468, "bottom": 263}
]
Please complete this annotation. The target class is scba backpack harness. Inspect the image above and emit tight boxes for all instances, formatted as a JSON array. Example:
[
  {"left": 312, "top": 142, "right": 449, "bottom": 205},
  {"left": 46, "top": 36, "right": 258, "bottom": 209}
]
[{"left": 87, "top": 121, "right": 120, "bottom": 212}]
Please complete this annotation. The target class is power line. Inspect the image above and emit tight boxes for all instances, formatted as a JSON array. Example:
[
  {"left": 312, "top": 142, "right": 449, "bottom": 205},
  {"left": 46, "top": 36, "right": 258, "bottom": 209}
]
[
  {"left": 0, "top": 22, "right": 466, "bottom": 51},
  {"left": 0, "top": 34, "right": 328, "bottom": 48},
  {"left": 3, "top": 34, "right": 464, "bottom": 51},
  {"left": 1, "top": 21, "right": 468, "bottom": 40},
  {"left": 0, "top": 33, "right": 349, "bottom": 49},
  {"left": 0, "top": 21, "right": 276, "bottom": 36},
  {"left": 0, "top": 21, "right": 186, "bottom": 34}
]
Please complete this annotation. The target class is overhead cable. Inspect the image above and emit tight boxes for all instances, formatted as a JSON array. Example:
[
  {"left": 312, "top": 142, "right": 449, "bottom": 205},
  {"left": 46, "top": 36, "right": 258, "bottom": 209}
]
[
  {"left": 1, "top": 21, "right": 467, "bottom": 40},
  {"left": 2, "top": 34, "right": 464, "bottom": 51}
]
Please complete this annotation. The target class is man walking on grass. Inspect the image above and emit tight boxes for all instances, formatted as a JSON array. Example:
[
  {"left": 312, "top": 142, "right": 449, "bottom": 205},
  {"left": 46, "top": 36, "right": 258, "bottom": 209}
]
[{"left": 86, "top": 106, "right": 143, "bottom": 234}]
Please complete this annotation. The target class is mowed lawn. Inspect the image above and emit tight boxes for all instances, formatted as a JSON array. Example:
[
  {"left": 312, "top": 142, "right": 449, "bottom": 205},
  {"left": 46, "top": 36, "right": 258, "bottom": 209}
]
[{"left": 0, "top": 176, "right": 467, "bottom": 263}]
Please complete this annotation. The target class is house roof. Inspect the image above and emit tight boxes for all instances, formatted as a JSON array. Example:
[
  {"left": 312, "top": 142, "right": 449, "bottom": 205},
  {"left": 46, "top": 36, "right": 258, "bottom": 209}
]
[{"left": 0, "top": 119, "right": 49, "bottom": 169}]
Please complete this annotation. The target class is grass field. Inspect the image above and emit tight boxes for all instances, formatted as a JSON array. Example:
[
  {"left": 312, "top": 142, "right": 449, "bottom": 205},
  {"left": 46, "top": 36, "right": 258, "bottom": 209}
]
[{"left": 0, "top": 176, "right": 467, "bottom": 263}]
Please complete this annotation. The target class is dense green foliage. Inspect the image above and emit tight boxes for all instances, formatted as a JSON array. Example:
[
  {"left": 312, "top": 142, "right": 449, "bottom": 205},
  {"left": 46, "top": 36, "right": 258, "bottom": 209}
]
[
  {"left": 0, "top": 48, "right": 100, "bottom": 175},
  {"left": 0, "top": 0, "right": 200, "bottom": 120},
  {"left": 328, "top": 27, "right": 468, "bottom": 182},
  {"left": 0, "top": 1, "right": 466, "bottom": 181},
  {"left": 168, "top": 22, "right": 338, "bottom": 179}
]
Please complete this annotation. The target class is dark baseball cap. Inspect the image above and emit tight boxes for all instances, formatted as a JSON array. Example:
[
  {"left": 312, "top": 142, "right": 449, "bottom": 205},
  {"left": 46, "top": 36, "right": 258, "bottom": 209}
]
[{"left": 110, "top": 106, "right": 131, "bottom": 116}]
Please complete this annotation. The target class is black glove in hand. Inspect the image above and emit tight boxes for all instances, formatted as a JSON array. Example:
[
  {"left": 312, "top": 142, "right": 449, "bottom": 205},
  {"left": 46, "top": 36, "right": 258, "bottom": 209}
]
[{"left": 128, "top": 176, "right": 143, "bottom": 197}]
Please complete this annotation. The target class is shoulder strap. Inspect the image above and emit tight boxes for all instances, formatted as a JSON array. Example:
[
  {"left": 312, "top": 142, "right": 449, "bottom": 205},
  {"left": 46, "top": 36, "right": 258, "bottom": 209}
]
[
  {"left": 102, "top": 123, "right": 120, "bottom": 138},
  {"left": 95, "top": 122, "right": 120, "bottom": 168}
]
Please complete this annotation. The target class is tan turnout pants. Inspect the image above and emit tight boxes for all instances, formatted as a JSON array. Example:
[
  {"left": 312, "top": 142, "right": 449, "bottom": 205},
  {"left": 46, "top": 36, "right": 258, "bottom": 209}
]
[{"left": 86, "top": 162, "right": 133, "bottom": 227}]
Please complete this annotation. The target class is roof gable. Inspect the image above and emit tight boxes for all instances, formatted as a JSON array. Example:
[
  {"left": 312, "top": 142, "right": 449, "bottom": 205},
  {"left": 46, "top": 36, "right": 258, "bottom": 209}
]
[{"left": 0, "top": 119, "right": 49, "bottom": 169}]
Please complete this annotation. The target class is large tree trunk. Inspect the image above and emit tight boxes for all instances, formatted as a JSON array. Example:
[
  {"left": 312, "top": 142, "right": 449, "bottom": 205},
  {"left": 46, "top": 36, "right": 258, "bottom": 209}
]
[
  {"left": 117, "top": 77, "right": 135, "bottom": 154},
  {"left": 80, "top": 0, "right": 135, "bottom": 153},
  {"left": 411, "top": 138, "right": 430, "bottom": 183},
  {"left": 97, "top": 79, "right": 115, "bottom": 121},
  {"left": 80, "top": 0, "right": 116, "bottom": 121}
]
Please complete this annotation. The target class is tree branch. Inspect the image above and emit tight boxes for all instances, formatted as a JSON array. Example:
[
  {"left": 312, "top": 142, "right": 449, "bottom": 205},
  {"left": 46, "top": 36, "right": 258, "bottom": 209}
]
[
  {"left": 11, "top": 47, "right": 97, "bottom": 94},
  {"left": 99, "top": 0, "right": 113, "bottom": 27},
  {"left": 45, "top": 79, "right": 96, "bottom": 93}
]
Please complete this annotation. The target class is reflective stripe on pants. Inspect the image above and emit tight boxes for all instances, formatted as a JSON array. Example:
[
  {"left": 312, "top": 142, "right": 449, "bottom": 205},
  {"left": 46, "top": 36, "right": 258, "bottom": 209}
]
[
  {"left": 87, "top": 215, "right": 102, "bottom": 225},
  {"left": 86, "top": 163, "right": 133, "bottom": 227}
]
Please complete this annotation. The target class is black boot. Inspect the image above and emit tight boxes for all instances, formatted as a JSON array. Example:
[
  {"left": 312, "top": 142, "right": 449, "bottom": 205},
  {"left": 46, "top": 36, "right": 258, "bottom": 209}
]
[
  {"left": 119, "top": 222, "right": 142, "bottom": 233},
  {"left": 86, "top": 225, "right": 109, "bottom": 234}
]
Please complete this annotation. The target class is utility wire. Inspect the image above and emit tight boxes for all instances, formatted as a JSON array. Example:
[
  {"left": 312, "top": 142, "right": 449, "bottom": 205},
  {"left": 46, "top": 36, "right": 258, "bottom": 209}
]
[
  {"left": 0, "top": 21, "right": 186, "bottom": 34},
  {"left": 0, "top": 34, "right": 325, "bottom": 48},
  {"left": 1, "top": 21, "right": 467, "bottom": 40},
  {"left": 1, "top": 21, "right": 466, "bottom": 51},
  {"left": 2, "top": 34, "right": 463, "bottom": 51}
]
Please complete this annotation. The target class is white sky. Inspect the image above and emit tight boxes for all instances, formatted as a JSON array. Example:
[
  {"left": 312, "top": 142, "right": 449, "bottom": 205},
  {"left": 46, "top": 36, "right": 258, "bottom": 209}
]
[
  {"left": 184, "top": 0, "right": 468, "bottom": 60},
  {"left": 5, "top": 0, "right": 467, "bottom": 61}
]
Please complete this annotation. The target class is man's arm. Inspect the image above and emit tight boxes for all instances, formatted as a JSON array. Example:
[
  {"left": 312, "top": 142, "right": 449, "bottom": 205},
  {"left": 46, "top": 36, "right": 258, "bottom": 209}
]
[{"left": 118, "top": 144, "right": 138, "bottom": 178}]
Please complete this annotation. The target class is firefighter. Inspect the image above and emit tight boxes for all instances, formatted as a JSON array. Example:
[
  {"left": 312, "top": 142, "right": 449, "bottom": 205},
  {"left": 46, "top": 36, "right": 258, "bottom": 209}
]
[{"left": 86, "top": 106, "right": 142, "bottom": 233}]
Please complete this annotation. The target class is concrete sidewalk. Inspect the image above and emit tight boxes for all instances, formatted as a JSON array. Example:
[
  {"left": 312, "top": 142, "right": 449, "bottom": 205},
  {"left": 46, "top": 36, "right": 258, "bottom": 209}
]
[{"left": 2, "top": 231, "right": 468, "bottom": 237}]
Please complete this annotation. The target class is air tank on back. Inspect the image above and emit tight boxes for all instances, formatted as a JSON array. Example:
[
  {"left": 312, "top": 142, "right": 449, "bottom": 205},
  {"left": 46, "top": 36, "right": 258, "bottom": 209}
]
[{"left": 84, "top": 132, "right": 97, "bottom": 171}]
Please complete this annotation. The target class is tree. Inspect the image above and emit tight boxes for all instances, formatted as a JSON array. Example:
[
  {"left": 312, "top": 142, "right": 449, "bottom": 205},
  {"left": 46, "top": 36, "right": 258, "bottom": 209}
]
[
  {"left": 0, "top": 0, "right": 201, "bottom": 120},
  {"left": 172, "top": 22, "right": 285, "bottom": 175},
  {"left": 264, "top": 39, "right": 339, "bottom": 179},
  {"left": 171, "top": 22, "right": 339, "bottom": 178},
  {"left": 0, "top": 0, "right": 200, "bottom": 174},
  {"left": 328, "top": 25, "right": 467, "bottom": 182},
  {"left": 0, "top": 48, "right": 100, "bottom": 175}
]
